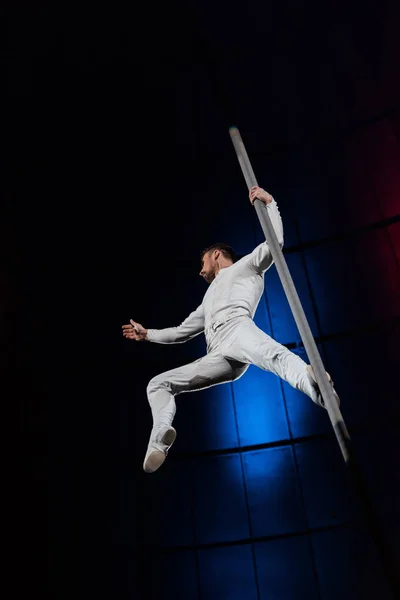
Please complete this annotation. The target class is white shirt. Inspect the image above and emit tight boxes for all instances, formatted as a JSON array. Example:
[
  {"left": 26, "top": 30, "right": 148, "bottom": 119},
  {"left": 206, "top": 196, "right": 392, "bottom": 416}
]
[{"left": 147, "top": 199, "right": 284, "bottom": 349}]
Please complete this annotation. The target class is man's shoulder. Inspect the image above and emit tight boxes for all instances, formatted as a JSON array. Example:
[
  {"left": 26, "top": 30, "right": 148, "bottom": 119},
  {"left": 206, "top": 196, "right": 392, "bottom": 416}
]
[
  {"left": 227, "top": 255, "right": 255, "bottom": 278},
  {"left": 232, "top": 252, "right": 255, "bottom": 270},
  {"left": 231, "top": 251, "right": 266, "bottom": 277},
  {"left": 233, "top": 253, "right": 251, "bottom": 266}
]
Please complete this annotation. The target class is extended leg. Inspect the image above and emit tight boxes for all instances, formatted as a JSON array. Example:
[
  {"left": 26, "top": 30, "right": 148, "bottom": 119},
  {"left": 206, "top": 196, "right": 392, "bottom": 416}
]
[
  {"left": 144, "top": 353, "right": 247, "bottom": 472},
  {"left": 223, "top": 319, "right": 338, "bottom": 406}
]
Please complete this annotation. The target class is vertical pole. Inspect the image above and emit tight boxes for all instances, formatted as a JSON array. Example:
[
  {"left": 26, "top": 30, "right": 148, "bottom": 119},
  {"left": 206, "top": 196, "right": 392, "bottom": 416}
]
[
  {"left": 229, "top": 126, "right": 350, "bottom": 459},
  {"left": 229, "top": 126, "right": 399, "bottom": 597}
]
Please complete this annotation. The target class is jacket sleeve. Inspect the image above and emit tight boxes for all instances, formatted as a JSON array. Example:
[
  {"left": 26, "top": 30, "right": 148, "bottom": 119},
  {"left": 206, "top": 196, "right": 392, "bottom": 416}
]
[
  {"left": 248, "top": 198, "right": 284, "bottom": 273},
  {"left": 146, "top": 304, "right": 205, "bottom": 344}
]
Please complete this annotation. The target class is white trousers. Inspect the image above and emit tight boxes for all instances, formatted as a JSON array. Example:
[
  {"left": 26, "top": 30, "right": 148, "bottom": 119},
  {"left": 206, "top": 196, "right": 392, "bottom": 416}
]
[{"left": 147, "top": 317, "right": 317, "bottom": 434}]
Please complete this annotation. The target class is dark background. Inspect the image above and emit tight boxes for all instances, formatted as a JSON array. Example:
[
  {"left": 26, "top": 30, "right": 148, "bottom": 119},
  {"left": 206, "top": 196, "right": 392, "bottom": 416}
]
[{"left": 2, "top": 0, "right": 400, "bottom": 598}]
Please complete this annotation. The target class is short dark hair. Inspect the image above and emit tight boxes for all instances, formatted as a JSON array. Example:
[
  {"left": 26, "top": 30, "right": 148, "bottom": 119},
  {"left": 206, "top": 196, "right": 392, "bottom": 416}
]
[{"left": 200, "top": 243, "right": 237, "bottom": 263}]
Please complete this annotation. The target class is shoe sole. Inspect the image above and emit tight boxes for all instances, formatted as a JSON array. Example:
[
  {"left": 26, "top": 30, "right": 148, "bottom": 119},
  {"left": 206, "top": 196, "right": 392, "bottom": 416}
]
[{"left": 143, "top": 427, "right": 177, "bottom": 474}]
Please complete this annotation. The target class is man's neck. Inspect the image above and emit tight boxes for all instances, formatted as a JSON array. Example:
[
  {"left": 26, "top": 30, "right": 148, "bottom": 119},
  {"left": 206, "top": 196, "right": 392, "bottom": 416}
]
[{"left": 215, "top": 260, "right": 233, "bottom": 277}]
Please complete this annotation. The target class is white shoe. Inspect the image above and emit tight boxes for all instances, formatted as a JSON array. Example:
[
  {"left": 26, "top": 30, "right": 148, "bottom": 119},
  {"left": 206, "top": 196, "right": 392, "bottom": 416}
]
[
  {"left": 306, "top": 365, "right": 340, "bottom": 408},
  {"left": 143, "top": 426, "right": 177, "bottom": 474}
]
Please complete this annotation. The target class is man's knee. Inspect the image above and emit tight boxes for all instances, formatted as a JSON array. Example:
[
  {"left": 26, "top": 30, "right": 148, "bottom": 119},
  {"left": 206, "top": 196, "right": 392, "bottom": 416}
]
[{"left": 147, "top": 374, "right": 173, "bottom": 397}]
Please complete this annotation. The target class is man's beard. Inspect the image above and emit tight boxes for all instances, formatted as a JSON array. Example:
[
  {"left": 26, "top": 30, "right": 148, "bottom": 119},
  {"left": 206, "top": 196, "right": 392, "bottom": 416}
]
[
  {"left": 203, "top": 272, "right": 213, "bottom": 284},
  {"left": 206, "top": 271, "right": 215, "bottom": 283}
]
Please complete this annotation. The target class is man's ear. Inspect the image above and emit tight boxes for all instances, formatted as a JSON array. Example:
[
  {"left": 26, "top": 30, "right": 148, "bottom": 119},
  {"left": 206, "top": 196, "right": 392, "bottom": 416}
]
[{"left": 214, "top": 249, "right": 220, "bottom": 260}]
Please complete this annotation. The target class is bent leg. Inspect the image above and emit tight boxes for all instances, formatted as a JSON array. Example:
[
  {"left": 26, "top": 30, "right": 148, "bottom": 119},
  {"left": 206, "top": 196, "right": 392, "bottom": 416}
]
[
  {"left": 147, "top": 352, "right": 247, "bottom": 431},
  {"left": 143, "top": 353, "right": 247, "bottom": 472}
]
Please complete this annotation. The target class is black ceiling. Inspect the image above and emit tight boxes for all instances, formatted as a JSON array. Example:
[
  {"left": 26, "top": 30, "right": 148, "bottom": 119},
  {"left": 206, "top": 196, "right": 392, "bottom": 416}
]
[{"left": 3, "top": 0, "right": 400, "bottom": 269}]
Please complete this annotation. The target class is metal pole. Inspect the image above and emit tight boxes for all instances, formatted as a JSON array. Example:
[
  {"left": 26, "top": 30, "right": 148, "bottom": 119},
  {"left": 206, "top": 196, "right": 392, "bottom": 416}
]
[
  {"left": 229, "top": 126, "right": 350, "bottom": 460},
  {"left": 229, "top": 125, "right": 400, "bottom": 596}
]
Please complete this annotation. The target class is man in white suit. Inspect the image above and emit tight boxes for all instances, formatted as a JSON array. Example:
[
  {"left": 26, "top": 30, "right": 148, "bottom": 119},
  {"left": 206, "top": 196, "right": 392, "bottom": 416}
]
[{"left": 122, "top": 186, "right": 339, "bottom": 473}]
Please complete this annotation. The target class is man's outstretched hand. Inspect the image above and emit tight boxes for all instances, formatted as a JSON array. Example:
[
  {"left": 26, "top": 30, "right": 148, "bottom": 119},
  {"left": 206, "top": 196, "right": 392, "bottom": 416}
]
[
  {"left": 122, "top": 320, "right": 148, "bottom": 341},
  {"left": 249, "top": 186, "right": 273, "bottom": 206}
]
